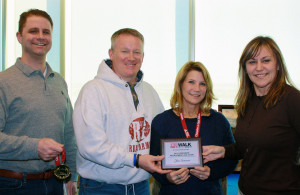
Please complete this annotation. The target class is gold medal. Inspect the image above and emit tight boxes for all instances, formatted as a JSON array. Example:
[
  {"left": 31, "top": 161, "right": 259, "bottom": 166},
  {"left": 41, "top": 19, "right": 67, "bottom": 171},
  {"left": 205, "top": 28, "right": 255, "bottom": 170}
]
[
  {"left": 54, "top": 147, "right": 71, "bottom": 180},
  {"left": 54, "top": 164, "right": 71, "bottom": 180}
]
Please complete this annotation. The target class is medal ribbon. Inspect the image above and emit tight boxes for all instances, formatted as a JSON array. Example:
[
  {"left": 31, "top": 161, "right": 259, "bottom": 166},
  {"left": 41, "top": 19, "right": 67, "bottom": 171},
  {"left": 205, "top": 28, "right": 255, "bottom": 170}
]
[
  {"left": 180, "top": 110, "right": 201, "bottom": 138},
  {"left": 55, "top": 147, "right": 66, "bottom": 166}
]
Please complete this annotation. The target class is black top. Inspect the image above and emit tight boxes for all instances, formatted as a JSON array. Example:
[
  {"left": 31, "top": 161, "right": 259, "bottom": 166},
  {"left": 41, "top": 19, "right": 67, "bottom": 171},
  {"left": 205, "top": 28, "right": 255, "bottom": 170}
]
[
  {"left": 151, "top": 109, "right": 237, "bottom": 195},
  {"left": 225, "top": 85, "right": 300, "bottom": 195}
]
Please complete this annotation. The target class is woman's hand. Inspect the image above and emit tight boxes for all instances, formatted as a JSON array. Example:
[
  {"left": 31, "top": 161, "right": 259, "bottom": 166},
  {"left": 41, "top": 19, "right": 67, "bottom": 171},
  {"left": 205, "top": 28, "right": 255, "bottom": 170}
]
[
  {"left": 202, "top": 145, "right": 225, "bottom": 163},
  {"left": 166, "top": 167, "right": 190, "bottom": 185},
  {"left": 190, "top": 166, "right": 210, "bottom": 180}
]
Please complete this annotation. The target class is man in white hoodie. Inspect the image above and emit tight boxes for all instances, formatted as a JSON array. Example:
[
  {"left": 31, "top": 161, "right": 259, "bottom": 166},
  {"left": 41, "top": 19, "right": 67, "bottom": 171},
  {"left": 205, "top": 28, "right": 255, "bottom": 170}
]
[{"left": 73, "top": 28, "right": 170, "bottom": 195}]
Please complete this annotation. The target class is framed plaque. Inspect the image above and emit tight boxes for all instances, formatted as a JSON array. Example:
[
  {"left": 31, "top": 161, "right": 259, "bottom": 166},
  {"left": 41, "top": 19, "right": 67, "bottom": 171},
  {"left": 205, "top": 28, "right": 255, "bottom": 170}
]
[
  {"left": 161, "top": 138, "right": 203, "bottom": 169},
  {"left": 218, "top": 105, "right": 237, "bottom": 135}
]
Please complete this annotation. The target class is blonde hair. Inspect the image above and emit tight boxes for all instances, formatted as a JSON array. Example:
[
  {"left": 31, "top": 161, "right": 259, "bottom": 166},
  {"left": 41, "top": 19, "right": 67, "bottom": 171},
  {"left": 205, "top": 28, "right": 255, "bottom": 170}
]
[
  {"left": 111, "top": 28, "right": 144, "bottom": 51},
  {"left": 170, "top": 61, "right": 215, "bottom": 114}
]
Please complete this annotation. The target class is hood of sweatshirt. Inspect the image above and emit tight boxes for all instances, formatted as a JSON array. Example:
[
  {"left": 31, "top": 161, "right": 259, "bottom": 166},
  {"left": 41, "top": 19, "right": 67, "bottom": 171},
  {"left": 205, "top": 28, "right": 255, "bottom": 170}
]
[{"left": 95, "top": 59, "right": 144, "bottom": 88}]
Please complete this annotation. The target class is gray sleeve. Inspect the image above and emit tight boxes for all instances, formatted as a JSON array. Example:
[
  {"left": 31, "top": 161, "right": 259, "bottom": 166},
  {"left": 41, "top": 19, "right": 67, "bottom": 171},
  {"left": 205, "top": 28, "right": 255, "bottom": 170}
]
[
  {"left": 0, "top": 86, "right": 40, "bottom": 160},
  {"left": 63, "top": 90, "right": 78, "bottom": 181}
]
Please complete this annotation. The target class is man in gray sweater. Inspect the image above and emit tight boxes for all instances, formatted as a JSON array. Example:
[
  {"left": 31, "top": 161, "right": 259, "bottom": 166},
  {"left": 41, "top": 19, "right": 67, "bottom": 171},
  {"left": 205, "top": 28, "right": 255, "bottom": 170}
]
[{"left": 0, "top": 9, "right": 77, "bottom": 195}]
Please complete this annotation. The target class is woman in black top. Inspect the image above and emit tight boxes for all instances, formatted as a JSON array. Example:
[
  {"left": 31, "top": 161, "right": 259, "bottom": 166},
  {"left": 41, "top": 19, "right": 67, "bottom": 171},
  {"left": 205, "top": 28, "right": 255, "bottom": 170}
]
[{"left": 203, "top": 36, "right": 300, "bottom": 195}]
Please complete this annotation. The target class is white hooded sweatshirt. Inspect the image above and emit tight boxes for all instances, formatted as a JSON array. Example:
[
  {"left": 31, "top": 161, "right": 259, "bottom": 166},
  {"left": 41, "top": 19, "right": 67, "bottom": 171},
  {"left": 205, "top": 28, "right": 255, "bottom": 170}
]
[{"left": 73, "top": 60, "right": 164, "bottom": 185}]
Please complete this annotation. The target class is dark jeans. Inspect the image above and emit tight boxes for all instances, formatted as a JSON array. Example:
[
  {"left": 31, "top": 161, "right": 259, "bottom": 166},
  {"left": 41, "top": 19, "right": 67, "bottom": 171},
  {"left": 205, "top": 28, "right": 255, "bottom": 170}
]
[
  {"left": 0, "top": 175, "right": 63, "bottom": 195},
  {"left": 79, "top": 177, "right": 150, "bottom": 195}
]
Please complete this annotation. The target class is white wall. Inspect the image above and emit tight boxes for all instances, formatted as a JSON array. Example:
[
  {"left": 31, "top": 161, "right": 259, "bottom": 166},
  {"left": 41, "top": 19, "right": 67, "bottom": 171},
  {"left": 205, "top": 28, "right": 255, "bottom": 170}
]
[
  {"left": 195, "top": 0, "right": 300, "bottom": 108},
  {"left": 68, "top": 0, "right": 177, "bottom": 107},
  {"left": 4, "top": 0, "right": 300, "bottom": 109}
]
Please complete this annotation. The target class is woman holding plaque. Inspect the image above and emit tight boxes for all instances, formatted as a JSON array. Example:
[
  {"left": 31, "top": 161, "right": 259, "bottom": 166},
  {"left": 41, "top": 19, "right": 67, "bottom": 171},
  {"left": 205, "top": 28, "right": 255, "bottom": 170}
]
[
  {"left": 150, "top": 61, "right": 238, "bottom": 195},
  {"left": 203, "top": 36, "right": 300, "bottom": 195}
]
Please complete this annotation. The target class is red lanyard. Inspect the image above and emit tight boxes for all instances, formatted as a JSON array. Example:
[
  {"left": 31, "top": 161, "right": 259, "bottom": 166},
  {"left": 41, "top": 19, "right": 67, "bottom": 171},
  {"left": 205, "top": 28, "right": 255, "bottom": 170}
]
[
  {"left": 55, "top": 147, "right": 65, "bottom": 166},
  {"left": 180, "top": 110, "right": 201, "bottom": 138}
]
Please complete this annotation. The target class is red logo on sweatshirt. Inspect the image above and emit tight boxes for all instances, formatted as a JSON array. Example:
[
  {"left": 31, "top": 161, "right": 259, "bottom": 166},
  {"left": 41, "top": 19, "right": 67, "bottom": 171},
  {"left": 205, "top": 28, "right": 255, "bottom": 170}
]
[{"left": 129, "top": 117, "right": 150, "bottom": 142}]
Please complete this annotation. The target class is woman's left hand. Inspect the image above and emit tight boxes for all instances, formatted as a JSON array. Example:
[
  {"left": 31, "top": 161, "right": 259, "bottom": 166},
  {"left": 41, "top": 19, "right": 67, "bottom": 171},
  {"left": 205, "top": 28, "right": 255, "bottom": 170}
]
[{"left": 190, "top": 165, "right": 210, "bottom": 180}]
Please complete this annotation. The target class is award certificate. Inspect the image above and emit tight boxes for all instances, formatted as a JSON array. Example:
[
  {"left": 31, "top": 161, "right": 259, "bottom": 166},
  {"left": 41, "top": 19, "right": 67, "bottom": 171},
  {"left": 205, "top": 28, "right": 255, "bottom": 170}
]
[{"left": 161, "top": 138, "right": 203, "bottom": 169}]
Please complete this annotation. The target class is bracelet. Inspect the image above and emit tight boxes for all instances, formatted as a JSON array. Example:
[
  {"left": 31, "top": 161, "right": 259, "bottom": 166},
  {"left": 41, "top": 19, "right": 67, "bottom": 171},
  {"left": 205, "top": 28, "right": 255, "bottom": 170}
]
[
  {"left": 136, "top": 154, "right": 141, "bottom": 168},
  {"left": 133, "top": 154, "right": 137, "bottom": 166}
]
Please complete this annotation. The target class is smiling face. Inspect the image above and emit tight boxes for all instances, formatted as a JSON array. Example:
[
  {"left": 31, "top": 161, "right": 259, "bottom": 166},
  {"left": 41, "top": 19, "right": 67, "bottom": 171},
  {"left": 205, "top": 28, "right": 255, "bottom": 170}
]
[
  {"left": 181, "top": 70, "right": 207, "bottom": 110},
  {"left": 246, "top": 46, "right": 279, "bottom": 96},
  {"left": 17, "top": 15, "right": 52, "bottom": 61},
  {"left": 109, "top": 34, "right": 144, "bottom": 84}
]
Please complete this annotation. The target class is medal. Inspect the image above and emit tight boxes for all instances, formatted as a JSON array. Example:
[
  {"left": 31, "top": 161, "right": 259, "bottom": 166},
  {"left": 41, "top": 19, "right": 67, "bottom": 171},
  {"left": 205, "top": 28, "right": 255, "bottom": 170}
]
[
  {"left": 54, "top": 147, "right": 71, "bottom": 180},
  {"left": 54, "top": 164, "right": 71, "bottom": 180}
]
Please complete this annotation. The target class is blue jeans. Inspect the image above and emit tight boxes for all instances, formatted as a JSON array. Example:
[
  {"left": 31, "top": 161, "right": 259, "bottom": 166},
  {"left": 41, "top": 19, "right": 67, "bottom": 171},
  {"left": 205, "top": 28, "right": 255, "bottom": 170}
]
[
  {"left": 0, "top": 175, "right": 63, "bottom": 195},
  {"left": 79, "top": 177, "right": 150, "bottom": 195}
]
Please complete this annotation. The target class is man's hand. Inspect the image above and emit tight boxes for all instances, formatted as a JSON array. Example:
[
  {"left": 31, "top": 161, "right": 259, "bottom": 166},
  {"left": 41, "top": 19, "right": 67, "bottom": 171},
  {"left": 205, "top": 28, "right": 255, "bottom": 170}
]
[
  {"left": 38, "top": 138, "right": 63, "bottom": 161},
  {"left": 66, "top": 181, "right": 77, "bottom": 195},
  {"left": 138, "top": 155, "right": 171, "bottom": 174},
  {"left": 202, "top": 145, "right": 225, "bottom": 163}
]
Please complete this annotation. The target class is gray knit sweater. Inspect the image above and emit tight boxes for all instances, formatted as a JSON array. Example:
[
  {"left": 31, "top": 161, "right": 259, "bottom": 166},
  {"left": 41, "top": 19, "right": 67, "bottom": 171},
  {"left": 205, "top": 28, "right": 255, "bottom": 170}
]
[{"left": 0, "top": 58, "right": 77, "bottom": 181}]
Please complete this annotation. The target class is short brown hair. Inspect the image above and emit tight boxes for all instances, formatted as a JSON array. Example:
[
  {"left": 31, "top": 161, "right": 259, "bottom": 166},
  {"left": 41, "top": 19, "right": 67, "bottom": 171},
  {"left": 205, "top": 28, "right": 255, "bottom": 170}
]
[
  {"left": 111, "top": 28, "right": 144, "bottom": 50},
  {"left": 170, "top": 61, "right": 215, "bottom": 114},
  {"left": 18, "top": 9, "right": 53, "bottom": 33}
]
